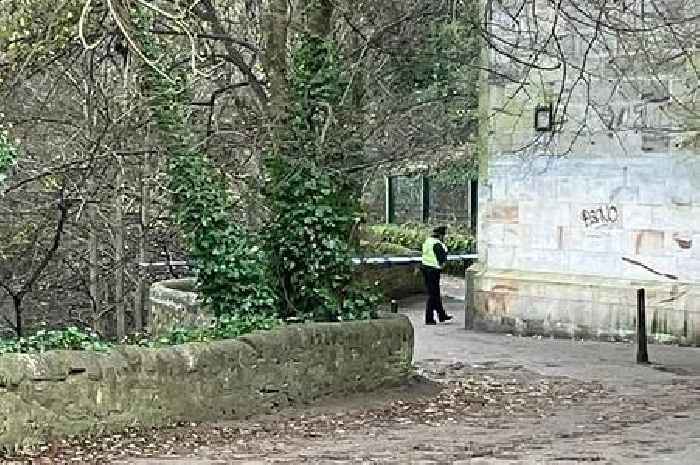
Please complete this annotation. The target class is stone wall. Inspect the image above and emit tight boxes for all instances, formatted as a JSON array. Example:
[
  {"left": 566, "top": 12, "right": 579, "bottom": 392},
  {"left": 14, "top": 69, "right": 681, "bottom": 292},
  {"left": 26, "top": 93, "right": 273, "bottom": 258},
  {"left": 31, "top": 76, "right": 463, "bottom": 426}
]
[
  {"left": 0, "top": 314, "right": 413, "bottom": 450},
  {"left": 151, "top": 270, "right": 425, "bottom": 336},
  {"left": 475, "top": 0, "right": 699, "bottom": 343},
  {"left": 356, "top": 264, "right": 426, "bottom": 300},
  {"left": 149, "top": 278, "right": 206, "bottom": 336}
]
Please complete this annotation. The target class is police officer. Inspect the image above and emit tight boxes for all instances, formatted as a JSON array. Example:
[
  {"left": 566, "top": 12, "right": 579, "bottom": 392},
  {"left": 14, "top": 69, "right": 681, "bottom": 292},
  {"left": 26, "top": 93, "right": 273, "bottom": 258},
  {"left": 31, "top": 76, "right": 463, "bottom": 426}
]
[{"left": 421, "top": 226, "right": 453, "bottom": 325}]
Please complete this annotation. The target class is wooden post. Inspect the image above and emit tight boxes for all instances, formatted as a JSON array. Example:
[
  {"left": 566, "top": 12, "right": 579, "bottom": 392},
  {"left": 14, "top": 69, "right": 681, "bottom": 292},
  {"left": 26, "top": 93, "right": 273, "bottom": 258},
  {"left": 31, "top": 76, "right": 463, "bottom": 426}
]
[
  {"left": 114, "top": 165, "right": 125, "bottom": 340},
  {"left": 637, "top": 288, "right": 649, "bottom": 364}
]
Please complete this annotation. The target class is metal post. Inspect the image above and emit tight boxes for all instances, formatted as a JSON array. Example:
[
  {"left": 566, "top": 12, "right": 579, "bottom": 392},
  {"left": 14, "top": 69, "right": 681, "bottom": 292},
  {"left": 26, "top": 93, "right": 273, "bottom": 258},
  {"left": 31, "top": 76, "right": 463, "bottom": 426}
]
[
  {"left": 469, "top": 178, "right": 479, "bottom": 238},
  {"left": 421, "top": 175, "right": 430, "bottom": 223},
  {"left": 385, "top": 176, "right": 395, "bottom": 224},
  {"left": 637, "top": 288, "right": 649, "bottom": 364},
  {"left": 465, "top": 265, "right": 475, "bottom": 329},
  {"left": 390, "top": 300, "right": 398, "bottom": 314}
]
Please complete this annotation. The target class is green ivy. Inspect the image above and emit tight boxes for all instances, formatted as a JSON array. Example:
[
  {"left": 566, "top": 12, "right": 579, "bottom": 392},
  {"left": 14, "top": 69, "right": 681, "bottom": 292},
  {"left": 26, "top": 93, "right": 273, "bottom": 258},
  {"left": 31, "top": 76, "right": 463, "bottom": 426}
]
[
  {"left": 0, "top": 326, "right": 109, "bottom": 354},
  {"left": 367, "top": 223, "right": 475, "bottom": 254},
  {"left": 135, "top": 314, "right": 280, "bottom": 348},
  {"left": 0, "top": 132, "right": 18, "bottom": 176},
  {"left": 432, "top": 158, "right": 479, "bottom": 187},
  {"left": 289, "top": 35, "right": 346, "bottom": 147},
  {"left": 265, "top": 160, "right": 379, "bottom": 321},
  {"left": 135, "top": 11, "right": 277, "bottom": 320},
  {"left": 264, "top": 35, "right": 379, "bottom": 322},
  {"left": 0, "top": 316, "right": 280, "bottom": 354}
]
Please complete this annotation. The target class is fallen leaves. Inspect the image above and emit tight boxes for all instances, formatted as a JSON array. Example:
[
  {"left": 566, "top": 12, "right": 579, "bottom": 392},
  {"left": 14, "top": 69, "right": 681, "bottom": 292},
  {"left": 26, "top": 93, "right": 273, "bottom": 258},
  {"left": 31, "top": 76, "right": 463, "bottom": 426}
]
[{"left": 4, "top": 364, "right": 611, "bottom": 464}]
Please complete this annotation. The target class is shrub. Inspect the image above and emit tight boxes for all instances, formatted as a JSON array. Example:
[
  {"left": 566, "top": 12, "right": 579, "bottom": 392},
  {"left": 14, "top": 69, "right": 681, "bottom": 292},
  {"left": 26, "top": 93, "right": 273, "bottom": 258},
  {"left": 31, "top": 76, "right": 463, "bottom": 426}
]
[
  {"left": 367, "top": 223, "right": 474, "bottom": 254},
  {"left": 0, "top": 317, "right": 281, "bottom": 355},
  {"left": 0, "top": 326, "right": 109, "bottom": 354},
  {"left": 136, "top": 314, "right": 281, "bottom": 348}
]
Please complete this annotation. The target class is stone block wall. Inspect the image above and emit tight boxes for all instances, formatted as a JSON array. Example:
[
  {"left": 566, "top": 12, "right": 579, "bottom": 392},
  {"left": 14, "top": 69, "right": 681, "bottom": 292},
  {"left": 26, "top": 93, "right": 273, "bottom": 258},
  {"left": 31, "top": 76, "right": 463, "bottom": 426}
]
[
  {"left": 470, "top": 268, "right": 700, "bottom": 344},
  {"left": 0, "top": 314, "right": 413, "bottom": 450},
  {"left": 356, "top": 264, "right": 426, "bottom": 300},
  {"left": 474, "top": 153, "right": 700, "bottom": 344},
  {"left": 482, "top": 154, "right": 700, "bottom": 282},
  {"left": 475, "top": 0, "right": 699, "bottom": 343}
]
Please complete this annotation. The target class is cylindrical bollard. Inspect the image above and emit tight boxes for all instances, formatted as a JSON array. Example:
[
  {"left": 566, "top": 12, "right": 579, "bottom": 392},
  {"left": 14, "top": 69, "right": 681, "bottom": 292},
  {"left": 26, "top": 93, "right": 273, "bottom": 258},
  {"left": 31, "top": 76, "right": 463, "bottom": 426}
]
[
  {"left": 465, "top": 265, "right": 475, "bottom": 330},
  {"left": 637, "top": 288, "right": 649, "bottom": 364},
  {"left": 390, "top": 300, "right": 398, "bottom": 313}
]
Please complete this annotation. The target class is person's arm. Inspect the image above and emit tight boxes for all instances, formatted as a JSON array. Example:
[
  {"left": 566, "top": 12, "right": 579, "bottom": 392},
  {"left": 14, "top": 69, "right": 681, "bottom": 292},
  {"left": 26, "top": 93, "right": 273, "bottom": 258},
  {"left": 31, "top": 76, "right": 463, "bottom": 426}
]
[{"left": 434, "top": 242, "right": 448, "bottom": 267}]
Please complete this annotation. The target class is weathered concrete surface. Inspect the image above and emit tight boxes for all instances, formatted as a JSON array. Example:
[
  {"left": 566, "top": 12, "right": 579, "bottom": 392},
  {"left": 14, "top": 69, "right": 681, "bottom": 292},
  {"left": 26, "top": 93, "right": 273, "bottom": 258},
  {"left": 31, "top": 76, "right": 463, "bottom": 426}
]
[
  {"left": 0, "top": 314, "right": 413, "bottom": 450},
  {"left": 149, "top": 278, "right": 208, "bottom": 337}
]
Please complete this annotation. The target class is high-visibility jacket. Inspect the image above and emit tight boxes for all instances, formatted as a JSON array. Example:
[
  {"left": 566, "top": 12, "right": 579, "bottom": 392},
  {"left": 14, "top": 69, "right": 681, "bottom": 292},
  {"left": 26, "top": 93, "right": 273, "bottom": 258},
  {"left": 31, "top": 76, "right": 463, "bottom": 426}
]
[{"left": 422, "top": 237, "right": 447, "bottom": 269}]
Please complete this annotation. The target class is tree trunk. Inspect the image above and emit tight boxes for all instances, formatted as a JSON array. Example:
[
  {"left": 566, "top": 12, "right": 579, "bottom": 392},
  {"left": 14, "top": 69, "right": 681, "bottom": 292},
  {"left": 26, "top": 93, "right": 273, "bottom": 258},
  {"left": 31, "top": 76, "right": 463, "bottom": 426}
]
[
  {"left": 114, "top": 164, "right": 125, "bottom": 340},
  {"left": 134, "top": 152, "right": 150, "bottom": 331},
  {"left": 89, "top": 187, "right": 100, "bottom": 331},
  {"left": 263, "top": 0, "right": 289, "bottom": 150},
  {"left": 303, "top": 0, "right": 333, "bottom": 37},
  {"left": 13, "top": 295, "right": 22, "bottom": 337}
]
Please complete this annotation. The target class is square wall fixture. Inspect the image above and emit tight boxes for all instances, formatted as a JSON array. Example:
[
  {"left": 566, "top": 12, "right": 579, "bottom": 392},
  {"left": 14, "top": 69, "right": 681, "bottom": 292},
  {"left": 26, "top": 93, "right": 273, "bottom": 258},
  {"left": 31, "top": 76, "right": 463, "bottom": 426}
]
[{"left": 535, "top": 103, "right": 553, "bottom": 132}]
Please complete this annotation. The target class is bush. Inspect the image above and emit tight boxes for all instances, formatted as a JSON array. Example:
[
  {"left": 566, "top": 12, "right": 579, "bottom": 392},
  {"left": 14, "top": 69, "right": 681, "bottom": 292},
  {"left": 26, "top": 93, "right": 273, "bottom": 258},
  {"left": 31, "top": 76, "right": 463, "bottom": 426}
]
[
  {"left": 358, "top": 241, "right": 416, "bottom": 256},
  {"left": 366, "top": 223, "right": 474, "bottom": 254},
  {"left": 0, "top": 326, "right": 109, "bottom": 354},
  {"left": 136, "top": 314, "right": 281, "bottom": 348},
  {"left": 0, "top": 317, "right": 282, "bottom": 355}
]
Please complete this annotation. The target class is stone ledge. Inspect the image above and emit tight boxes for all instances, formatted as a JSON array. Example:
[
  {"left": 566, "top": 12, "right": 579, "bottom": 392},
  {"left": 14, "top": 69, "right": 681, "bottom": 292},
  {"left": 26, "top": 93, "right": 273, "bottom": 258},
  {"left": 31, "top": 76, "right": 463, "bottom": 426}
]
[
  {"left": 469, "top": 267, "right": 700, "bottom": 345},
  {"left": 0, "top": 314, "right": 413, "bottom": 450}
]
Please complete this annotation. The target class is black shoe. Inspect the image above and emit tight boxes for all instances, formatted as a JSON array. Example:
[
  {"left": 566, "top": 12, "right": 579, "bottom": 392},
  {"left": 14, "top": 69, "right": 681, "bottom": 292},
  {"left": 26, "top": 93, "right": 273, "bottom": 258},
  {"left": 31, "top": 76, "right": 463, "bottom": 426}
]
[
  {"left": 425, "top": 321, "right": 437, "bottom": 325},
  {"left": 439, "top": 315, "right": 453, "bottom": 323}
]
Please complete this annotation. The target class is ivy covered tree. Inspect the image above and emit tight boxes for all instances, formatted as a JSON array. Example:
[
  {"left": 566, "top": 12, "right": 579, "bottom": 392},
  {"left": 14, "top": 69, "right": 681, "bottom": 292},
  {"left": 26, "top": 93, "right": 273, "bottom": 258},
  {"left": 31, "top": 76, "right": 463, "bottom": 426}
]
[
  {"left": 0, "top": 0, "right": 484, "bottom": 335},
  {"left": 264, "top": 29, "right": 378, "bottom": 321},
  {"left": 134, "top": 10, "right": 278, "bottom": 320}
]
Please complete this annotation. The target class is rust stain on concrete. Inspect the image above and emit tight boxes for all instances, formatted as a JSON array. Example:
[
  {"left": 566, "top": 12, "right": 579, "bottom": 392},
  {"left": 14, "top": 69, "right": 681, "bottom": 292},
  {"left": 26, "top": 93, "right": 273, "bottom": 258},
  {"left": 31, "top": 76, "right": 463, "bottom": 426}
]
[
  {"left": 487, "top": 204, "right": 519, "bottom": 224},
  {"left": 633, "top": 230, "right": 665, "bottom": 255},
  {"left": 492, "top": 285, "right": 518, "bottom": 293}
]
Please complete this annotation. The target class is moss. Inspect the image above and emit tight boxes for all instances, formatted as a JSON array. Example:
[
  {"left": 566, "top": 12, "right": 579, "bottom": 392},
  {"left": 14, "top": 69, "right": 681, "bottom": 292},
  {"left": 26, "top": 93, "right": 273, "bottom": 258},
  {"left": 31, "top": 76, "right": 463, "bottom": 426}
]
[{"left": 0, "top": 317, "right": 413, "bottom": 449}]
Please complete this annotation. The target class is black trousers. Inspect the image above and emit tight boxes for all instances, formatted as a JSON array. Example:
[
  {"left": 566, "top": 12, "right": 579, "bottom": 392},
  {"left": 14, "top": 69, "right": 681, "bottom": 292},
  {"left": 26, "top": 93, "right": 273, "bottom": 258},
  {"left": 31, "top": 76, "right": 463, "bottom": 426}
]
[{"left": 422, "top": 266, "right": 447, "bottom": 323}]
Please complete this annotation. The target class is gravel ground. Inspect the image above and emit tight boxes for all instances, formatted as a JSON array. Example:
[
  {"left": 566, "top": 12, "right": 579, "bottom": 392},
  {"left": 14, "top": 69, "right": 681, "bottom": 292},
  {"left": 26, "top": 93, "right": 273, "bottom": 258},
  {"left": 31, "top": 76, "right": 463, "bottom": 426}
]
[{"left": 6, "top": 291, "right": 700, "bottom": 464}]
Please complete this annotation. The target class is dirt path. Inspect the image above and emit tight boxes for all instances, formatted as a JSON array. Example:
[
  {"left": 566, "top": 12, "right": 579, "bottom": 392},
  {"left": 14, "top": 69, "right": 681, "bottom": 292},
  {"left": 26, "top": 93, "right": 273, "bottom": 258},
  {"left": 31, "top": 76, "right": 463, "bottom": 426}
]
[
  {"left": 111, "top": 359, "right": 699, "bottom": 465},
  {"left": 10, "top": 293, "right": 700, "bottom": 464}
]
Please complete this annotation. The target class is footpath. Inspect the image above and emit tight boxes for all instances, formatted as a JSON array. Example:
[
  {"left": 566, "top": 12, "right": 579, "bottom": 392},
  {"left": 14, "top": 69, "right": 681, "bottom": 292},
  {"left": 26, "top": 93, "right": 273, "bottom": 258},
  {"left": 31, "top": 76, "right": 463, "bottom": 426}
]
[
  {"left": 118, "top": 291, "right": 700, "bottom": 464},
  {"left": 12, "top": 284, "right": 700, "bottom": 464}
]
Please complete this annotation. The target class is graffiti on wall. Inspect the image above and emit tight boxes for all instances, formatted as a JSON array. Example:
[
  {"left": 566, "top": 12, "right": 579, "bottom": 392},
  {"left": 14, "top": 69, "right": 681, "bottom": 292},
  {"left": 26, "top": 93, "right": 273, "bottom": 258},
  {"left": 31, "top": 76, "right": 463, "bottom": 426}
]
[{"left": 581, "top": 205, "right": 619, "bottom": 228}]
